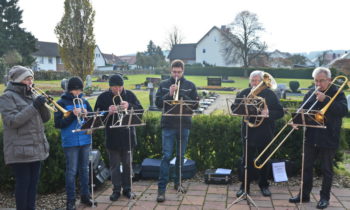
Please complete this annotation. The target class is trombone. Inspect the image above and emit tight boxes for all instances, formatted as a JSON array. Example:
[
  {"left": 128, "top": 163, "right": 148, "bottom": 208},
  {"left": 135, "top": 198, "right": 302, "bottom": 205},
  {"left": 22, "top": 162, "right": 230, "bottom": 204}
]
[
  {"left": 253, "top": 75, "right": 348, "bottom": 169},
  {"left": 31, "top": 86, "right": 70, "bottom": 118}
]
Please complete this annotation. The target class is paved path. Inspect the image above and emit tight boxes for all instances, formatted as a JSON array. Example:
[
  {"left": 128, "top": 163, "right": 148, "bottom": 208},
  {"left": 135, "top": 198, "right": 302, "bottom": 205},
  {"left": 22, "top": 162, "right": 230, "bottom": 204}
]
[{"left": 73, "top": 180, "right": 350, "bottom": 210}]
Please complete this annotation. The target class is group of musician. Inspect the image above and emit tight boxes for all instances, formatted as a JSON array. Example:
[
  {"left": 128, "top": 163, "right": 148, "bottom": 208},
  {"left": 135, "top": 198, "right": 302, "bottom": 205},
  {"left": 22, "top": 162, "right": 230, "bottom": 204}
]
[{"left": 0, "top": 60, "right": 347, "bottom": 210}]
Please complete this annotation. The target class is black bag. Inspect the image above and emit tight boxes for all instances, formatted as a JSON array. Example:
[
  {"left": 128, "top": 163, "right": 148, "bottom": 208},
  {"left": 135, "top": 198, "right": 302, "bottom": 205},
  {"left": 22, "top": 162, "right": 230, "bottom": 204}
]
[
  {"left": 89, "top": 149, "right": 110, "bottom": 187},
  {"left": 204, "top": 169, "right": 233, "bottom": 184}
]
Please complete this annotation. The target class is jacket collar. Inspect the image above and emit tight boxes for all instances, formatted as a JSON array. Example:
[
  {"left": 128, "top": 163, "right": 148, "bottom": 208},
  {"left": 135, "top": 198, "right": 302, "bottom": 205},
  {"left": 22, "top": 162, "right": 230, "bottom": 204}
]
[{"left": 5, "top": 82, "right": 32, "bottom": 97}]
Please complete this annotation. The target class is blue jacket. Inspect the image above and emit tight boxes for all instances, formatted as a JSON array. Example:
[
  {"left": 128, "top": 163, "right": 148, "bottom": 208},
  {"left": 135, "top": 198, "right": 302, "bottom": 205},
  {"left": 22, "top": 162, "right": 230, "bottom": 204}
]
[{"left": 54, "top": 92, "right": 93, "bottom": 148}]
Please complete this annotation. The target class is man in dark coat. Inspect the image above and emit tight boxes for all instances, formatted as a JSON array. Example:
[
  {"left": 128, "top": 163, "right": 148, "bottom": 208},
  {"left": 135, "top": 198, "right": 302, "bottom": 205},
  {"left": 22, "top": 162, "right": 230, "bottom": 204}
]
[
  {"left": 231, "top": 70, "right": 284, "bottom": 197},
  {"left": 94, "top": 74, "right": 143, "bottom": 201},
  {"left": 156, "top": 59, "right": 199, "bottom": 202},
  {"left": 289, "top": 67, "right": 348, "bottom": 209}
]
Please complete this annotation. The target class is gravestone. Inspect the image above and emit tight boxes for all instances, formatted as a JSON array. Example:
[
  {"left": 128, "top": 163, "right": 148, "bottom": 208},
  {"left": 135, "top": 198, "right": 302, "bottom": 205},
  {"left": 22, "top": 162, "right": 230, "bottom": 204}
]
[
  {"left": 347, "top": 95, "right": 350, "bottom": 110},
  {"left": 61, "top": 78, "right": 68, "bottom": 91},
  {"left": 86, "top": 75, "right": 92, "bottom": 88},
  {"left": 161, "top": 74, "right": 171, "bottom": 80},
  {"left": 207, "top": 77, "right": 222, "bottom": 86},
  {"left": 146, "top": 78, "right": 160, "bottom": 111}
]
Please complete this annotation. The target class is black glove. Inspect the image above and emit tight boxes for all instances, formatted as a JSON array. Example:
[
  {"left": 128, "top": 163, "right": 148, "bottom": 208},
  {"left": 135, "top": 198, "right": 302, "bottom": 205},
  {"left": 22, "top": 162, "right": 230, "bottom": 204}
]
[{"left": 33, "top": 95, "right": 47, "bottom": 109}]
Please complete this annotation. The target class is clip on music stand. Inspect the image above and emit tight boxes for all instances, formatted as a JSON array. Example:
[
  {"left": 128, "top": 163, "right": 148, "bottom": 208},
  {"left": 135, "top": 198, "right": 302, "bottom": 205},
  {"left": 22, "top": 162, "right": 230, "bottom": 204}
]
[
  {"left": 226, "top": 97, "right": 268, "bottom": 209},
  {"left": 109, "top": 108, "right": 145, "bottom": 202},
  {"left": 163, "top": 99, "right": 198, "bottom": 193}
]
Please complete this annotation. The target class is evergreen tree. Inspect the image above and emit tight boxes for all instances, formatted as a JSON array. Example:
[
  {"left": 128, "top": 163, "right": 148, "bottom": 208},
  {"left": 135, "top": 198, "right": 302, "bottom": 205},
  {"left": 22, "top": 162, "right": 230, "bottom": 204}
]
[
  {"left": 0, "top": 0, "right": 37, "bottom": 65},
  {"left": 55, "top": 0, "right": 96, "bottom": 80}
]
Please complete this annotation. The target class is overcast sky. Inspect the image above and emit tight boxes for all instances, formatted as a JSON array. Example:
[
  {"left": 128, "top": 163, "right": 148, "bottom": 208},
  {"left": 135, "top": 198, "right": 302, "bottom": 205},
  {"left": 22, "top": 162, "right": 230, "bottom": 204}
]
[{"left": 18, "top": 0, "right": 350, "bottom": 56}]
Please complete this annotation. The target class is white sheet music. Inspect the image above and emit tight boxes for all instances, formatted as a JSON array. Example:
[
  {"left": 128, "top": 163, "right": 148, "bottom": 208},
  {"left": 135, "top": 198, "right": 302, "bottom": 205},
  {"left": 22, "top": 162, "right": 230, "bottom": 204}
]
[
  {"left": 272, "top": 162, "right": 288, "bottom": 182},
  {"left": 215, "top": 168, "right": 232, "bottom": 174}
]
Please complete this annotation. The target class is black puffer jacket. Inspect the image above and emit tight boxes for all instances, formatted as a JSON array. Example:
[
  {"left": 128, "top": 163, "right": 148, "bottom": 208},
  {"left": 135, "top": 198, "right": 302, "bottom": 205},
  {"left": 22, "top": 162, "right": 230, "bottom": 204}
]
[
  {"left": 303, "top": 85, "right": 347, "bottom": 149},
  {"left": 231, "top": 88, "right": 284, "bottom": 147},
  {"left": 94, "top": 89, "right": 143, "bottom": 150},
  {"left": 155, "top": 76, "right": 199, "bottom": 129}
]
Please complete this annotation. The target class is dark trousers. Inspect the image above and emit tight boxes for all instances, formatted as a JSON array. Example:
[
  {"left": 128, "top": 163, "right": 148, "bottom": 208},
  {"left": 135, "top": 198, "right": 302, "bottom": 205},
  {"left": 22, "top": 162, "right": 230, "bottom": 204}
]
[
  {"left": 240, "top": 144, "right": 269, "bottom": 190},
  {"left": 108, "top": 149, "right": 131, "bottom": 192},
  {"left": 11, "top": 161, "right": 41, "bottom": 210},
  {"left": 302, "top": 144, "right": 336, "bottom": 201}
]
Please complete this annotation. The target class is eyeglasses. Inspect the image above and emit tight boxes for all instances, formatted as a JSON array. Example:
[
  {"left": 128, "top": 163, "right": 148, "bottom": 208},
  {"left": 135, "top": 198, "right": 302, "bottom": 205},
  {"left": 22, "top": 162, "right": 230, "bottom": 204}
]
[
  {"left": 314, "top": 79, "right": 328, "bottom": 83},
  {"left": 171, "top": 71, "right": 183, "bottom": 74}
]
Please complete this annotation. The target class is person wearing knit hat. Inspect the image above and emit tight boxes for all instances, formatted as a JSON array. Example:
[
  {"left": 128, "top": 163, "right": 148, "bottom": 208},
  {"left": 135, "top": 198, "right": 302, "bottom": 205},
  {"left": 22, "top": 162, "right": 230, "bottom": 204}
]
[
  {"left": 95, "top": 73, "right": 143, "bottom": 201},
  {"left": 54, "top": 76, "right": 97, "bottom": 209},
  {"left": 9, "top": 65, "right": 34, "bottom": 83}
]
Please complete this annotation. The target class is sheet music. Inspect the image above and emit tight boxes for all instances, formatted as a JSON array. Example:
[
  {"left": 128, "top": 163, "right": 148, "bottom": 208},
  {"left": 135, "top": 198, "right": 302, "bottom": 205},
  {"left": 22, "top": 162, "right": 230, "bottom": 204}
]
[{"left": 272, "top": 162, "right": 288, "bottom": 182}]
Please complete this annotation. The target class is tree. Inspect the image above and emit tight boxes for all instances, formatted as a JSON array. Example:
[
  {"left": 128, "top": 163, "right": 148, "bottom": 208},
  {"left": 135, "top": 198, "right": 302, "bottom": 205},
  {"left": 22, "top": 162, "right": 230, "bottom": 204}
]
[
  {"left": 166, "top": 25, "right": 184, "bottom": 50},
  {"left": 317, "top": 50, "right": 331, "bottom": 67},
  {"left": 55, "top": 0, "right": 96, "bottom": 80},
  {"left": 0, "top": 0, "right": 37, "bottom": 65},
  {"left": 221, "top": 10, "right": 267, "bottom": 71},
  {"left": 287, "top": 54, "right": 308, "bottom": 66},
  {"left": 136, "top": 40, "right": 165, "bottom": 69}
]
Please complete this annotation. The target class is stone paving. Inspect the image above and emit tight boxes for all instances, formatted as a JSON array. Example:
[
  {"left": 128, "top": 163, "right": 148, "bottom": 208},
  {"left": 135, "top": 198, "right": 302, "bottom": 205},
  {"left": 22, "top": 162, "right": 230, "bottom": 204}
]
[{"left": 75, "top": 180, "right": 350, "bottom": 210}]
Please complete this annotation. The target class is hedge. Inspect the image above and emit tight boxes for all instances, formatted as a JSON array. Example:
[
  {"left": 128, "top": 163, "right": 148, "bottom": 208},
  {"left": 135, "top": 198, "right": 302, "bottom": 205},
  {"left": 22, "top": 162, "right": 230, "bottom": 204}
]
[{"left": 0, "top": 112, "right": 348, "bottom": 193}]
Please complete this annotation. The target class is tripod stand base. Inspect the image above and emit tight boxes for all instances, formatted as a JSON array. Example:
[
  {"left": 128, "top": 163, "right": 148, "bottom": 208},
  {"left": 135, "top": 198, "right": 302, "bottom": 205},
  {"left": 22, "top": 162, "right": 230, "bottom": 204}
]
[
  {"left": 176, "top": 185, "right": 187, "bottom": 194},
  {"left": 227, "top": 192, "right": 257, "bottom": 209}
]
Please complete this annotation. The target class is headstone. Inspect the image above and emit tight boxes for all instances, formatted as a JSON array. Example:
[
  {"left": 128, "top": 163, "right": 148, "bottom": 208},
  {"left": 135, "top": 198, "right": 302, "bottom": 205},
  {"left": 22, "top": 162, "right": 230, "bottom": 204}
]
[
  {"left": 146, "top": 77, "right": 161, "bottom": 87},
  {"left": 161, "top": 75, "right": 171, "bottom": 80},
  {"left": 347, "top": 95, "right": 350, "bottom": 110},
  {"left": 148, "top": 87, "right": 158, "bottom": 111},
  {"left": 135, "top": 84, "right": 141, "bottom": 90},
  {"left": 61, "top": 78, "right": 68, "bottom": 91},
  {"left": 207, "top": 77, "right": 222, "bottom": 86},
  {"left": 86, "top": 75, "right": 92, "bottom": 88}
]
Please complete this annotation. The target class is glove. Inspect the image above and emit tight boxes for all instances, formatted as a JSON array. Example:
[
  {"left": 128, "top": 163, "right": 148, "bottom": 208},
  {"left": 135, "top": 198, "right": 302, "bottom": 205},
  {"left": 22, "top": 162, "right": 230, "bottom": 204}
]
[{"left": 33, "top": 95, "right": 47, "bottom": 109}]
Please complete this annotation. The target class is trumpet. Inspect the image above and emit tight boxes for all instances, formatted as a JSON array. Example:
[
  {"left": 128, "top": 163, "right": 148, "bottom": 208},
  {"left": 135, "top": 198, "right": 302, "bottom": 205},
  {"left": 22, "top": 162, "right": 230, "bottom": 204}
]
[
  {"left": 253, "top": 75, "right": 348, "bottom": 169},
  {"left": 73, "top": 96, "right": 87, "bottom": 125},
  {"left": 173, "top": 77, "right": 180, "bottom": 101},
  {"left": 112, "top": 91, "right": 128, "bottom": 114},
  {"left": 31, "top": 86, "right": 70, "bottom": 118}
]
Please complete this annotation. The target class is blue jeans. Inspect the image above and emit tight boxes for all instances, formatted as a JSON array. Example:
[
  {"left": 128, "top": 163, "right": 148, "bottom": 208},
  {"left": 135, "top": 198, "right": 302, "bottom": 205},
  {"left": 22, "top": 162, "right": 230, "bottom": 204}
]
[
  {"left": 63, "top": 144, "right": 91, "bottom": 201},
  {"left": 12, "top": 161, "right": 41, "bottom": 210},
  {"left": 158, "top": 128, "right": 190, "bottom": 192}
]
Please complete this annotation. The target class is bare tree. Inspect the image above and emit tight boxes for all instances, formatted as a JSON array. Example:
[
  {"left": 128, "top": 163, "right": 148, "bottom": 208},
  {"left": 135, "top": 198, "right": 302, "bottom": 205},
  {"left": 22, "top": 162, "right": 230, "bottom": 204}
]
[
  {"left": 166, "top": 25, "right": 184, "bottom": 50},
  {"left": 317, "top": 50, "right": 331, "bottom": 67},
  {"left": 221, "top": 10, "right": 267, "bottom": 70}
]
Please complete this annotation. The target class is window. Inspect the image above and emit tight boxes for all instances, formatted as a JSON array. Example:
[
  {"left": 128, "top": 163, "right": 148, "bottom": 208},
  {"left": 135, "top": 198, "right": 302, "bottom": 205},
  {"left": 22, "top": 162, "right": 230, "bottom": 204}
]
[
  {"left": 48, "top": 57, "right": 53, "bottom": 64},
  {"left": 39, "top": 57, "right": 44, "bottom": 64},
  {"left": 202, "top": 49, "right": 206, "bottom": 53}
]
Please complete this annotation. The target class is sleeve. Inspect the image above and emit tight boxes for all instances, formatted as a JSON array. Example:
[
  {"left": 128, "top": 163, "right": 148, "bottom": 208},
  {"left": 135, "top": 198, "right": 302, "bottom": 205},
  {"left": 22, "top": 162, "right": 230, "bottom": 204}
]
[
  {"left": 326, "top": 91, "right": 348, "bottom": 118},
  {"left": 54, "top": 100, "right": 75, "bottom": 129},
  {"left": 38, "top": 104, "right": 51, "bottom": 123},
  {"left": 0, "top": 94, "right": 39, "bottom": 129},
  {"left": 231, "top": 91, "right": 243, "bottom": 112},
  {"left": 155, "top": 84, "right": 172, "bottom": 109},
  {"left": 85, "top": 100, "right": 93, "bottom": 112},
  {"left": 94, "top": 95, "right": 103, "bottom": 112},
  {"left": 266, "top": 90, "right": 284, "bottom": 120}
]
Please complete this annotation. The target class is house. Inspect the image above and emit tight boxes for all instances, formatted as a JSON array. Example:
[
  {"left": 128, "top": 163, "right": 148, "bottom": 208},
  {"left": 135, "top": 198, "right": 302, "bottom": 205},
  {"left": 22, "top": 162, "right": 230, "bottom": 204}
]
[
  {"left": 118, "top": 55, "right": 137, "bottom": 70},
  {"left": 32, "top": 41, "right": 107, "bottom": 71},
  {"left": 168, "top": 44, "right": 196, "bottom": 64}
]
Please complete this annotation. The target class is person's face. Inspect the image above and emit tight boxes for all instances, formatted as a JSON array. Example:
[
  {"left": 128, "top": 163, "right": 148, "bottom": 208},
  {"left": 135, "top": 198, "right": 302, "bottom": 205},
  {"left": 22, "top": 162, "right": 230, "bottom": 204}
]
[
  {"left": 171, "top": 67, "right": 184, "bottom": 80},
  {"left": 70, "top": 89, "right": 82, "bottom": 97},
  {"left": 21, "top": 76, "right": 34, "bottom": 87},
  {"left": 110, "top": 86, "right": 124, "bottom": 95},
  {"left": 314, "top": 72, "right": 331, "bottom": 91},
  {"left": 250, "top": 75, "right": 262, "bottom": 88}
]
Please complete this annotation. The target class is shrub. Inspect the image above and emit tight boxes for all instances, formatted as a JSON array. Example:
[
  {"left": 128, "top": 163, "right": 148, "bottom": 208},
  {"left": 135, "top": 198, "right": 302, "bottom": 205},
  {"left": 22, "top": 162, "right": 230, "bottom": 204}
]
[{"left": 289, "top": 81, "right": 300, "bottom": 93}]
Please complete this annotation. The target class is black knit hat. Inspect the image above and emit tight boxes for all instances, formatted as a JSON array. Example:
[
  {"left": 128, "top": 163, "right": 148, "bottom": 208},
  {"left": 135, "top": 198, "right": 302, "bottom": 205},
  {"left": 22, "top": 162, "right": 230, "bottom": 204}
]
[
  {"left": 67, "top": 76, "right": 83, "bottom": 91},
  {"left": 109, "top": 74, "right": 124, "bottom": 86}
]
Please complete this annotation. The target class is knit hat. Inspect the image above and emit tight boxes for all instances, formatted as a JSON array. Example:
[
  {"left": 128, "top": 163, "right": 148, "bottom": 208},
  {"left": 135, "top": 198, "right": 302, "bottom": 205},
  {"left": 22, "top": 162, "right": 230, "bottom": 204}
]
[
  {"left": 9, "top": 65, "right": 34, "bottom": 83},
  {"left": 109, "top": 74, "right": 124, "bottom": 86},
  {"left": 67, "top": 76, "right": 84, "bottom": 91}
]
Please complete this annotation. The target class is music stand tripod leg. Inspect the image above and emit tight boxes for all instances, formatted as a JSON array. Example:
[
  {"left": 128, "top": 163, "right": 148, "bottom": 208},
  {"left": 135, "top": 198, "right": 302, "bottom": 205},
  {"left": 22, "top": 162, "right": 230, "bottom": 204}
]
[
  {"left": 89, "top": 144, "right": 97, "bottom": 207},
  {"left": 128, "top": 126, "right": 136, "bottom": 200},
  {"left": 177, "top": 103, "right": 186, "bottom": 194}
]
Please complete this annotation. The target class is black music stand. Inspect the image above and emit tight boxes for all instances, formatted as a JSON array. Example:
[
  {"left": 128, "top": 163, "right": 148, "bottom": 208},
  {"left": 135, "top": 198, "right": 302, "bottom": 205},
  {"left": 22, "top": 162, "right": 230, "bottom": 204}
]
[
  {"left": 163, "top": 99, "right": 198, "bottom": 193},
  {"left": 109, "top": 108, "right": 145, "bottom": 203},
  {"left": 226, "top": 97, "right": 268, "bottom": 208}
]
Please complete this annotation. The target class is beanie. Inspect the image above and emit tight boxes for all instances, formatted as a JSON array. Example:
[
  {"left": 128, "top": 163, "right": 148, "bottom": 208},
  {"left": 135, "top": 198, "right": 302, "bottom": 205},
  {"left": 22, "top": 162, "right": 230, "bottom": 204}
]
[
  {"left": 9, "top": 65, "right": 34, "bottom": 83},
  {"left": 67, "top": 76, "right": 84, "bottom": 91},
  {"left": 109, "top": 74, "right": 124, "bottom": 86}
]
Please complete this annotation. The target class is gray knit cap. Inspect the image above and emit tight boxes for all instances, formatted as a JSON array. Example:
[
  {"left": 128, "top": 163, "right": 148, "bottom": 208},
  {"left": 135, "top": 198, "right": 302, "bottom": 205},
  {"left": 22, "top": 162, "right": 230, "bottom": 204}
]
[{"left": 9, "top": 65, "right": 34, "bottom": 83}]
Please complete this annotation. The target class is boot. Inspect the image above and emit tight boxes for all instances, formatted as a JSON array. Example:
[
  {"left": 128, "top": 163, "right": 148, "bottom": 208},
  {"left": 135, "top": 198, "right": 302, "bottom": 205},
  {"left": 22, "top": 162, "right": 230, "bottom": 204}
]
[
  {"left": 80, "top": 195, "right": 98, "bottom": 207},
  {"left": 110, "top": 190, "right": 121, "bottom": 201},
  {"left": 66, "top": 199, "right": 76, "bottom": 210}
]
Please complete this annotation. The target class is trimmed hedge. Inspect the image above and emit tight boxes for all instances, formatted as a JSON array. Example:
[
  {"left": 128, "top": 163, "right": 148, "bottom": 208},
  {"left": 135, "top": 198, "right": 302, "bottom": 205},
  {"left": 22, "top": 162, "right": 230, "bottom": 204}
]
[
  {"left": 33, "top": 70, "right": 71, "bottom": 81},
  {"left": 0, "top": 112, "right": 348, "bottom": 193}
]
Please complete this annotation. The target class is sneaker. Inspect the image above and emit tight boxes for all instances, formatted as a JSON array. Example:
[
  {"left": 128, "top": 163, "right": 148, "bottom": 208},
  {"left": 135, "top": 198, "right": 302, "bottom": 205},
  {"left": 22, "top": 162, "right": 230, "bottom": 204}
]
[
  {"left": 110, "top": 191, "right": 121, "bottom": 201},
  {"left": 156, "top": 191, "right": 165, "bottom": 202},
  {"left": 80, "top": 195, "right": 98, "bottom": 207}
]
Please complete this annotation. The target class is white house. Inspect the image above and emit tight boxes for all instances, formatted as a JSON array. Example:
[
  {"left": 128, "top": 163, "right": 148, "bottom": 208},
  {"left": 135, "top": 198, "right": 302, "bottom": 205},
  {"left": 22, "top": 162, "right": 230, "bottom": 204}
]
[{"left": 94, "top": 45, "right": 106, "bottom": 69}]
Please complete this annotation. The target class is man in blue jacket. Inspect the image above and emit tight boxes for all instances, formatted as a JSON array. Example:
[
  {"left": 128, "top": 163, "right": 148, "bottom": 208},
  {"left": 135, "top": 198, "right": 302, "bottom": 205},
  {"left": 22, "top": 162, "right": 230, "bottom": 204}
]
[{"left": 54, "top": 77, "right": 96, "bottom": 210}]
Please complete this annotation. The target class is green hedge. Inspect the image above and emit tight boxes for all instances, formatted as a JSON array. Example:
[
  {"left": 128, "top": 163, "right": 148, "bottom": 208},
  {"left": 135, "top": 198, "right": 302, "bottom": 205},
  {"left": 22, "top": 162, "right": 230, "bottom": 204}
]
[
  {"left": 0, "top": 112, "right": 348, "bottom": 193},
  {"left": 33, "top": 70, "right": 71, "bottom": 80}
]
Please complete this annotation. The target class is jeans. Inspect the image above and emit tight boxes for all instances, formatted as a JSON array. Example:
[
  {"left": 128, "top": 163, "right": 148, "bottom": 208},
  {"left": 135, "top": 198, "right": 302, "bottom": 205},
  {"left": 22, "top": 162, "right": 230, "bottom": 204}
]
[
  {"left": 12, "top": 161, "right": 41, "bottom": 210},
  {"left": 63, "top": 144, "right": 91, "bottom": 201},
  {"left": 158, "top": 128, "right": 190, "bottom": 192},
  {"left": 107, "top": 148, "right": 131, "bottom": 192}
]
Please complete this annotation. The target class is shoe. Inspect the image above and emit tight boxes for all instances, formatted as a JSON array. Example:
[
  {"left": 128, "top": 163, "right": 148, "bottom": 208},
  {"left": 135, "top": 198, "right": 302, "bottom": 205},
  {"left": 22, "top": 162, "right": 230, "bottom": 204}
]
[
  {"left": 289, "top": 195, "right": 310, "bottom": 203},
  {"left": 316, "top": 199, "right": 329, "bottom": 209},
  {"left": 66, "top": 199, "right": 76, "bottom": 210},
  {"left": 110, "top": 191, "right": 121, "bottom": 201},
  {"left": 123, "top": 189, "right": 135, "bottom": 199},
  {"left": 260, "top": 187, "right": 271, "bottom": 197},
  {"left": 236, "top": 188, "right": 249, "bottom": 197},
  {"left": 80, "top": 195, "right": 98, "bottom": 207},
  {"left": 174, "top": 183, "right": 187, "bottom": 193},
  {"left": 156, "top": 191, "right": 165, "bottom": 202}
]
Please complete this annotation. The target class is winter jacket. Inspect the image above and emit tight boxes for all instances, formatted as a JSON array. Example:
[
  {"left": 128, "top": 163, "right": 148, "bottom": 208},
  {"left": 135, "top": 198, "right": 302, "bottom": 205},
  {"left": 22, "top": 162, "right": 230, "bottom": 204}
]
[
  {"left": 231, "top": 88, "right": 284, "bottom": 147},
  {"left": 155, "top": 76, "right": 199, "bottom": 129},
  {"left": 54, "top": 92, "right": 93, "bottom": 148},
  {"left": 94, "top": 89, "right": 143, "bottom": 150},
  {"left": 0, "top": 82, "right": 50, "bottom": 165},
  {"left": 303, "top": 85, "right": 347, "bottom": 149}
]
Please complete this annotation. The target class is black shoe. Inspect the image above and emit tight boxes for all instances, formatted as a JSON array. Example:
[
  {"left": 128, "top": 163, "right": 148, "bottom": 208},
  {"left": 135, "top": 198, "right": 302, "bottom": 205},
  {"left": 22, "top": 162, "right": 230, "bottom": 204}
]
[
  {"left": 110, "top": 191, "right": 121, "bottom": 201},
  {"left": 80, "top": 195, "right": 98, "bottom": 207},
  {"left": 123, "top": 189, "right": 135, "bottom": 199},
  {"left": 156, "top": 191, "right": 165, "bottom": 202},
  {"left": 260, "top": 187, "right": 271, "bottom": 197},
  {"left": 289, "top": 195, "right": 310, "bottom": 203},
  {"left": 236, "top": 188, "right": 249, "bottom": 197},
  {"left": 66, "top": 199, "right": 76, "bottom": 210},
  {"left": 316, "top": 199, "right": 329, "bottom": 209}
]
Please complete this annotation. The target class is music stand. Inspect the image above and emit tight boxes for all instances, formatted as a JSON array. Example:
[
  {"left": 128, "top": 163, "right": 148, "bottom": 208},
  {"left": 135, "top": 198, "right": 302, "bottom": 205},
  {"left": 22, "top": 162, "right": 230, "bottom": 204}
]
[
  {"left": 289, "top": 109, "right": 326, "bottom": 207},
  {"left": 109, "top": 108, "right": 145, "bottom": 203},
  {"left": 163, "top": 99, "right": 198, "bottom": 193},
  {"left": 226, "top": 97, "right": 268, "bottom": 208}
]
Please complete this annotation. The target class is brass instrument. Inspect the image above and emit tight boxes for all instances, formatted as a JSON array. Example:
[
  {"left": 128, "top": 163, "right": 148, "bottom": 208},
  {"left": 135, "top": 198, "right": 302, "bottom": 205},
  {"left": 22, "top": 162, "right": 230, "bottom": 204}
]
[
  {"left": 112, "top": 91, "right": 128, "bottom": 114},
  {"left": 73, "top": 96, "right": 87, "bottom": 125},
  {"left": 173, "top": 77, "right": 180, "bottom": 101},
  {"left": 253, "top": 75, "right": 348, "bottom": 169},
  {"left": 244, "top": 72, "right": 277, "bottom": 127},
  {"left": 31, "top": 86, "right": 70, "bottom": 118}
]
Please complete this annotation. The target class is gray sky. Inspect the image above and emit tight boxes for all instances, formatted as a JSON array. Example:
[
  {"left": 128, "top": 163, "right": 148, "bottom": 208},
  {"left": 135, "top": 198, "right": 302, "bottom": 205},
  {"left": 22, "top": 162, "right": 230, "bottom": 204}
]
[{"left": 18, "top": 0, "right": 350, "bottom": 55}]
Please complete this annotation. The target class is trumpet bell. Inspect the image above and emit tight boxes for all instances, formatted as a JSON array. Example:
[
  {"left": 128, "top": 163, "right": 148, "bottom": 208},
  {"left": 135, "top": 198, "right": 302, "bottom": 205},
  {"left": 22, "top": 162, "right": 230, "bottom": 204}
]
[{"left": 263, "top": 72, "right": 277, "bottom": 90}]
